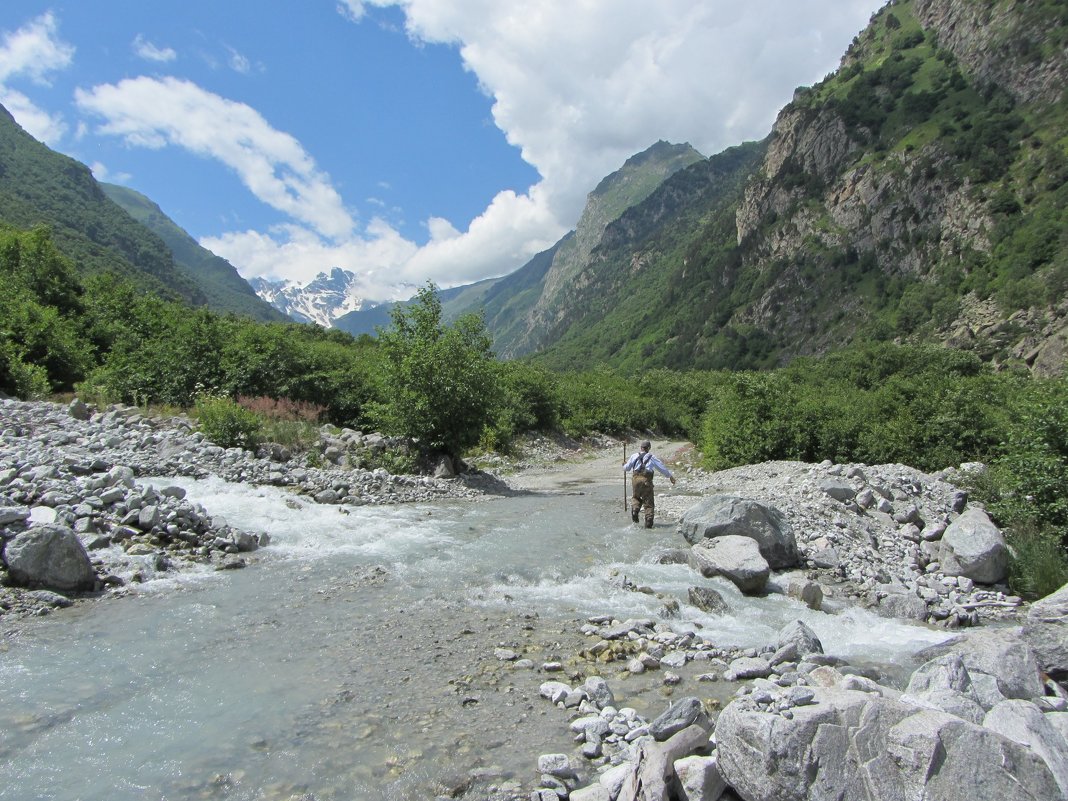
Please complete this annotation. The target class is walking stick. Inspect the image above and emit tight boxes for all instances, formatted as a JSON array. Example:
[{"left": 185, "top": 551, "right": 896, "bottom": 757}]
[{"left": 622, "top": 441, "right": 627, "bottom": 511}]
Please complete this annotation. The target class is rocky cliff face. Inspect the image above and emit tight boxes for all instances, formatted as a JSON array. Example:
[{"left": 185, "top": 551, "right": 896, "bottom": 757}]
[
  {"left": 726, "top": 0, "right": 1068, "bottom": 373},
  {"left": 914, "top": 0, "right": 1068, "bottom": 105}
]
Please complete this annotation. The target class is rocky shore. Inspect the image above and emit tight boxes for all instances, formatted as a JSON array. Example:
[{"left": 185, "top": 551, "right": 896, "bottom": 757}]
[
  {"left": 2, "top": 402, "right": 1067, "bottom": 800},
  {"left": 503, "top": 441, "right": 1068, "bottom": 801},
  {"left": 0, "top": 397, "right": 491, "bottom": 625}
]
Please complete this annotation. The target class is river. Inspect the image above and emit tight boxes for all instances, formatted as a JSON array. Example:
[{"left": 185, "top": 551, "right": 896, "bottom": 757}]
[{"left": 0, "top": 466, "right": 952, "bottom": 800}]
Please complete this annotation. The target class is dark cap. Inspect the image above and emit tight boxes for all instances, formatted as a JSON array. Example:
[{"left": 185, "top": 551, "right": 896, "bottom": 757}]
[{"left": 640, "top": 440, "right": 651, "bottom": 450}]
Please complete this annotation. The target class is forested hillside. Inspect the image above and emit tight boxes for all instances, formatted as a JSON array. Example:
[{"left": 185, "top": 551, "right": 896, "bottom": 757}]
[
  {"left": 453, "top": 0, "right": 1068, "bottom": 376},
  {"left": 101, "top": 184, "right": 285, "bottom": 322},
  {"left": 0, "top": 104, "right": 281, "bottom": 319},
  {"left": 0, "top": 105, "right": 204, "bottom": 304}
]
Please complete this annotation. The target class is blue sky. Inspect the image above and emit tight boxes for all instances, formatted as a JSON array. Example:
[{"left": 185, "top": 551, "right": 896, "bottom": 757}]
[{"left": 1, "top": 1, "right": 885, "bottom": 300}]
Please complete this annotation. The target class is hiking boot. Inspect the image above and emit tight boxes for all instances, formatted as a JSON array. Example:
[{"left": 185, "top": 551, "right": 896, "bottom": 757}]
[
  {"left": 631, "top": 510, "right": 639, "bottom": 523},
  {"left": 645, "top": 518, "right": 654, "bottom": 529}
]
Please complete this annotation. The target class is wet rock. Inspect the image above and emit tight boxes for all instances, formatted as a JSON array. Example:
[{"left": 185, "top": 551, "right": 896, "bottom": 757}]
[
  {"left": 677, "top": 495, "right": 799, "bottom": 568},
  {"left": 776, "top": 620, "right": 823, "bottom": 658},
  {"left": 688, "top": 586, "right": 729, "bottom": 614},
  {"left": 690, "top": 535, "right": 770, "bottom": 595},
  {"left": 3, "top": 525, "right": 97, "bottom": 591}
]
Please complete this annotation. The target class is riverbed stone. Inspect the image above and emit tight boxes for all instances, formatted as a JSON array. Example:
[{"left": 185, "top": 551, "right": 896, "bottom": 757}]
[
  {"left": 939, "top": 507, "right": 1009, "bottom": 584},
  {"left": 688, "top": 586, "right": 728, "bottom": 614},
  {"left": 777, "top": 620, "right": 823, "bottom": 658},
  {"left": 3, "top": 525, "right": 97, "bottom": 591},
  {"left": 674, "top": 754, "right": 726, "bottom": 801},
  {"left": 715, "top": 687, "right": 1062, "bottom": 801},
  {"left": 648, "top": 696, "right": 710, "bottom": 741},
  {"left": 983, "top": 699, "right": 1068, "bottom": 798},
  {"left": 677, "top": 495, "right": 799, "bottom": 568},
  {"left": 946, "top": 628, "right": 1045, "bottom": 701},
  {"left": 1022, "top": 581, "right": 1068, "bottom": 680},
  {"left": 584, "top": 675, "right": 615, "bottom": 709},
  {"left": 690, "top": 535, "right": 769, "bottom": 595}
]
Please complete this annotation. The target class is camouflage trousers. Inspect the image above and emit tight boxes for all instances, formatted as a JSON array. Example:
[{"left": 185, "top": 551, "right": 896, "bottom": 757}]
[{"left": 631, "top": 473, "right": 655, "bottom": 527}]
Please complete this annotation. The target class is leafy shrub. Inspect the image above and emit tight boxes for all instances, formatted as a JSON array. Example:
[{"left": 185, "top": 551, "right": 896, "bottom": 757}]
[
  {"left": 0, "top": 338, "right": 50, "bottom": 399},
  {"left": 194, "top": 394, "right": 262, "bottom": 450},
  {"left": 371, "top": 284, "right": 500, "bottom": 456}
]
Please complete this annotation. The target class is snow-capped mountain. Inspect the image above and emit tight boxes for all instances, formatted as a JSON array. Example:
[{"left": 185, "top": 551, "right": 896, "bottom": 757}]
[{"left": 249, "top": 268, "right": 373, "bottom": 328}]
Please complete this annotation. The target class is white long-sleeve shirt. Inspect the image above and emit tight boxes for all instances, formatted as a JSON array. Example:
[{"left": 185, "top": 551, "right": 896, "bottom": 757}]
[{"left": 623, "top": 450, "right": 674, "bottom": 479}]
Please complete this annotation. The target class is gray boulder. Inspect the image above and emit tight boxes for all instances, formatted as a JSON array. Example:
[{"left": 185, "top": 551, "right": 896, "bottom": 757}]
[
  {"left": 3, "top": 525, "right": 97, "bottom": 591},
  {"left": 951, "top": 628, "right": 1045, "bottom": 702},
  {"left": 678, "top": 495, "right": 799, "bottom": 568},
  {"left": 688, "top": 586, "right": 729, "bottom": 614},
  {"left": 876, "top": 588, "right": 929, "bottom": 621},
  {"left": 690, "top": 535, "right": 770, "bottom": 595},
  {"left": 984, "top": 699, "right": 1068, "bottom": 799},
  {"left": 939, "top": 507, "right": 1009, "bottom": 584},
  {"left": 906, "top": 653, "right": 977, "bottom": 698},
  {"left": 1023, "top": 581, "right": 1068, "bottom": 680},
  {"left": 68, "top": 398, "right": 90, "bottom": 420},
  {"left": 674, "top": 754, "right": 726, "bottom": 801},
  {"left": 820, "top": 478, "right": 855, "bottom": 503},
  {"left": 617, "top": 724, "right": 711, "bottom": 801},
  {"left": 903, "top": 688, "right": 986, "bottom": 725},
  {"left": 648, "top": 696, "right": 711, "bottom": 742},
  {"left": 715, "top": 687, "right": 1061, "bottom": 801},
  {"left": 583, "top": 675, "right": 615, "bottom": 710},
  {"left": 777, "top": 620, "right": 823, "bottom": 658}
]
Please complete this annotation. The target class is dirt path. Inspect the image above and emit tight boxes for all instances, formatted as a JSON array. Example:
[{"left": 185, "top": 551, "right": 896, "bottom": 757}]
[
  {"left": 501, "top": 438, "right": 700, "bottom": 521},
  {"left": 502, "top": 438, "right": 688, "bottom": 489}
]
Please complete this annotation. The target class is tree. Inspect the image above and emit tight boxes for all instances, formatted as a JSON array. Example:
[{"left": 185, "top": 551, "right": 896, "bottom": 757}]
[{"left": 373, "top": 283, "right": 499, "bottom": 456}]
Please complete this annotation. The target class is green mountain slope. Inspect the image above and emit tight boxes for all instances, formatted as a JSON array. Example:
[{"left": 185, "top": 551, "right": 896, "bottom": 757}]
[
  {"left": 530, "top": 0, "right": 1068, "bottom": 375},
  {"left": 101, "top": 183, "right": 286, "bottom": 322},
  {"left": 339, "top": 140, "right": 704, "bottom": 349},
  {"left": 454, "top": 140, "right": 705, "bottom": 357},
  {"left": 0, "top": 104, "right": 205, "bottom": 304},
  {"left": 530, "top": 140, "right": 768, "bottom": 371}
]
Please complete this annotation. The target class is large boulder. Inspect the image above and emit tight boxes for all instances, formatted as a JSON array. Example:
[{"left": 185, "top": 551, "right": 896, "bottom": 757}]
[
  {"left": 1022, "top": 581, "right": 1068, "bottom": 680},
  {"left": 939, "top": 507, "right": 1009, "bottom": 584},
  {"left": 690, "top": 535, "right": 770, "bottom": 595},
  {"left": 715, "top": 687, "right": 1061, "bottom": 801},
  {"left": 947, "top": 628, "right": 1045, "bottom": 702},
  {"left": 2, "top": 525, "right": 97, "bottom": 592},
  {"left": 678, "top": 496, "right": 799, "bottom": 568},
  {"left": 984, "top": 700, "right": 1068, "bottom": 799}
]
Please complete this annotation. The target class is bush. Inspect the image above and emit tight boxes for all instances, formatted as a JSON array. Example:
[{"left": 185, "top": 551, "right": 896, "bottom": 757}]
[
  {"left": 371, "top": 284, "right": 500, "bottom": 456},
  {"left": 1005, "top": 523, "right": 1068, "bottom": 600},
  {"left": 0, "top": 338, "right": 50, "bottom": 399},
  {"left": 194, "top": 394, "right": 262, "bottom": 450}
]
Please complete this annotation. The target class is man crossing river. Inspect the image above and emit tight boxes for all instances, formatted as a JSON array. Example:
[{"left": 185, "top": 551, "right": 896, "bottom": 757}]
[{"left": 623, "top": 440, "right": 675, "bottom": 528}]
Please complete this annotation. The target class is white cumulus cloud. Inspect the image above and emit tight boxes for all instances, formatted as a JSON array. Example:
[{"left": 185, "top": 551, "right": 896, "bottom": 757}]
[
  {"left": 74, "top": 76, "right": 355, "bottom": 240},
  {"left": 330, "top": 0, "right": 885, "bottom": 293},
  {"left": 201, "top": 220, "right": 418, "bottom": 297},
  {"left": 0, "top": 12, "right": 74, "bottom": 144}
]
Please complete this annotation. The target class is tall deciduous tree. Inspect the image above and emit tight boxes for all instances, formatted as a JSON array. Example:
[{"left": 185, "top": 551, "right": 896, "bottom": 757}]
[{"left": 373, "top": 283, "right": 499, "bottom": 456}]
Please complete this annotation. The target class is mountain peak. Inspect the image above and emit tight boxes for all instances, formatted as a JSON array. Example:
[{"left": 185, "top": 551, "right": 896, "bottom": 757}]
[{"left": 251, "top": 267, "right": 369, "bottom": 328}]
